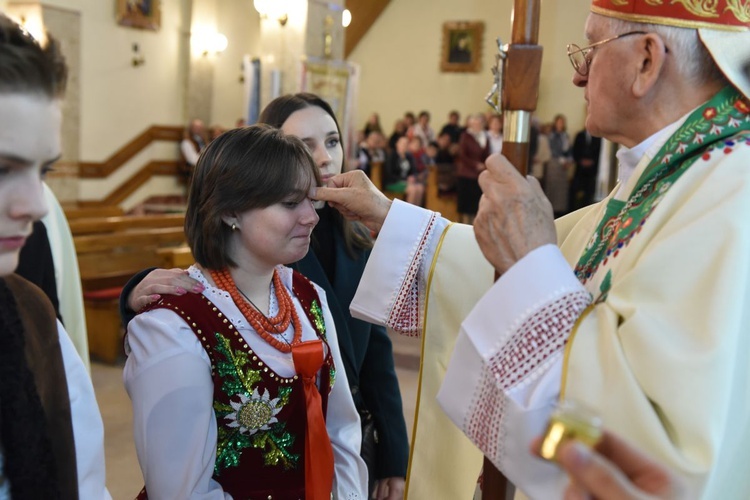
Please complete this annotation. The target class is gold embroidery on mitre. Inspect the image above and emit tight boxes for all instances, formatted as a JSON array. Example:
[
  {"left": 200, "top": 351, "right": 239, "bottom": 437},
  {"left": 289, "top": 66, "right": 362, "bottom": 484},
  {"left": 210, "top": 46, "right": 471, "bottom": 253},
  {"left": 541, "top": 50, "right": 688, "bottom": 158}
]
[
  {"left": 610, "top": 0, "right": 630, "bottom": 6},
  {"left": 591, "top": 4, "right": 747, "bottom": 28},
  {"left": 672, "top": 0, "right": 720, "bottom": 18},
  {"left": 725, "top": 0, "right": 750, "bottom": 22},
  {"left": 645, "top": 0, "right": 664, "bottom": 5}
]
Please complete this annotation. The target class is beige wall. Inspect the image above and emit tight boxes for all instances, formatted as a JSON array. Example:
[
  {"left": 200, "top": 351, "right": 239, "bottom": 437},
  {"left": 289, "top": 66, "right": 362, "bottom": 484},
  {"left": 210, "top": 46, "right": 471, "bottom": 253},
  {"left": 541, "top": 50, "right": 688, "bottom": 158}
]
[
  {"left": 348, "top": 0, "right": 590, "bottom": 136},
  {"left": 212, "top": 0, "right": 260, "bottom": 129},
  {"left": 2, "top": 1, "right": 260, "bottom": 206},
  {"left": 0, "top": 1, "right": 591, "bottom": 205}
]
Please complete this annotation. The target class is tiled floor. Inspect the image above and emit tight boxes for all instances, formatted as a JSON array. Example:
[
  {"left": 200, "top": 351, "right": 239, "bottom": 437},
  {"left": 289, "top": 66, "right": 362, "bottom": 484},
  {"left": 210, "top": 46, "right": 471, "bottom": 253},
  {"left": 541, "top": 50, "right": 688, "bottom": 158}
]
[{"left": 91, "top": 330, "right": 422, "bottom": 499}]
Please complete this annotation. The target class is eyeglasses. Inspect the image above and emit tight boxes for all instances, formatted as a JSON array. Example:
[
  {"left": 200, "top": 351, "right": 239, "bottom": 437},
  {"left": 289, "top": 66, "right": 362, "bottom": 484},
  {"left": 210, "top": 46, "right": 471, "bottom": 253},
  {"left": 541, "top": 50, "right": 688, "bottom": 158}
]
[{"left": 567, "top": 31, "right": 647, "bottom": 76}]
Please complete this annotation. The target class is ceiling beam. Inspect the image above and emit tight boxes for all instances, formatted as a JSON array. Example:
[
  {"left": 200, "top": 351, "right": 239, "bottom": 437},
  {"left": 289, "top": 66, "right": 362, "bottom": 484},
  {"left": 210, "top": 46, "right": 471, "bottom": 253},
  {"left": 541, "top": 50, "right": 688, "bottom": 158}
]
[{"left": 344, "top": 0, "right": 392, "bottom": 58}]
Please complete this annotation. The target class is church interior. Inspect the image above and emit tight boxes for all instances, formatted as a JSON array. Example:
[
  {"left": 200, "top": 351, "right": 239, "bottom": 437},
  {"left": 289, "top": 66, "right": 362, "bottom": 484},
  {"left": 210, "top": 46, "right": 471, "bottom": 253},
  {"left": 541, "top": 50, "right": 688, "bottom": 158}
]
[{"left": 2, "top": 0, "right": 596, "bottom": 497}]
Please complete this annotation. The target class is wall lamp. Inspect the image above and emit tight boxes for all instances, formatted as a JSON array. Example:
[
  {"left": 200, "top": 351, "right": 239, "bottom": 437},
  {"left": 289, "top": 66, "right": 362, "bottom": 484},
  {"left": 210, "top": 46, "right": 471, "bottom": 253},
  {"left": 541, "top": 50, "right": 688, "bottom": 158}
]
[
  {"left": 192, "top": 30, "right": 229, "bottom": 57},
  {"left": 254, "top": 0, "right": 289, "bottom": 26}
]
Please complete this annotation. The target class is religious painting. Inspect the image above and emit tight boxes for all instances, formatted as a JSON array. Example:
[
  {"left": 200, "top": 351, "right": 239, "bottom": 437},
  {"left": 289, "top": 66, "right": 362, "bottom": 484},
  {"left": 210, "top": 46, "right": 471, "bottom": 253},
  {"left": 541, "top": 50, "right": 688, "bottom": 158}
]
[
  {"left": 441, "top": 21, "right": 484, "bottom": 73},
  {"left": 116, "top": 0, "right": 161, "bottom": 31}
]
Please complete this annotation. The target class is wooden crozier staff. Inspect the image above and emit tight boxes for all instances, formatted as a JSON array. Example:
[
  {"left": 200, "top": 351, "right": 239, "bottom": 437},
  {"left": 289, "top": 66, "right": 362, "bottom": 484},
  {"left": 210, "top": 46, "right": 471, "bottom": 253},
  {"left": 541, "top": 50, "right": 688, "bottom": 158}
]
[{"left": 482, "top": 0, "right": 542, "bottom": 498}]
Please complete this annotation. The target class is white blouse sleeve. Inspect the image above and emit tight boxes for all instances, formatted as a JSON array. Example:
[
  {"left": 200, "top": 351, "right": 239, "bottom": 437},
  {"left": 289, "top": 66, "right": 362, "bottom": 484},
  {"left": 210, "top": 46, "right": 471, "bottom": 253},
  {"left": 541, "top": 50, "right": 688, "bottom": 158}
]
[
  {"left": 123, "top": 309, "right": 231, "bottom": 500},
  {"left": 350, "top": 199, "right": 449, "bottom": 336},
  {"left": 316, "top": 288, "right": 369, "bottom": 499},
  {"left": 58, "top": 322, "right": 111, "bottom": 499}
]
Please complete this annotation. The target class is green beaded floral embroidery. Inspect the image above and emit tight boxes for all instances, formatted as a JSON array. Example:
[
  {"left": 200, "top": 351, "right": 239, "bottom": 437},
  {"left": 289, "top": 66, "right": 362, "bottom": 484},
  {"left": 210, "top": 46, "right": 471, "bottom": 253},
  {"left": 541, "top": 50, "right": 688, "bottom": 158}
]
[
  {"left": 212, "top": 333, "right": 299, "bottom": 475},
  {"left": 309, "top": 299, "right": 326, "bottom": 339}
]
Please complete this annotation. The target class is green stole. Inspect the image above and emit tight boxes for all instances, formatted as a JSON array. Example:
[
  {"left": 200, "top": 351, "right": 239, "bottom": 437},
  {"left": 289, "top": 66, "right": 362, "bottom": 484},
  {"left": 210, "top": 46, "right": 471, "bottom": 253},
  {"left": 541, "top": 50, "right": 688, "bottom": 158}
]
[{"left": 575, "top": 86, "right": 750, "bottom": 291}]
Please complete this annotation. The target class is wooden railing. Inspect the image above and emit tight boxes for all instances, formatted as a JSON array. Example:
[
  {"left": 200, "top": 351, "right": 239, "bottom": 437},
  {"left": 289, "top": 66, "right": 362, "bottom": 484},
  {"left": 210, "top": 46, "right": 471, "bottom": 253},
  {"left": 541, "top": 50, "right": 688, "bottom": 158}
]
[
  {"left": 77, "top": 160, "right": 182, "bottom": 207},
  {"left": 78, "top": 125, "right": 183, "bottom": 178},
  {"left": 75, "top": 125, "right": 184, "bottom": 208}
]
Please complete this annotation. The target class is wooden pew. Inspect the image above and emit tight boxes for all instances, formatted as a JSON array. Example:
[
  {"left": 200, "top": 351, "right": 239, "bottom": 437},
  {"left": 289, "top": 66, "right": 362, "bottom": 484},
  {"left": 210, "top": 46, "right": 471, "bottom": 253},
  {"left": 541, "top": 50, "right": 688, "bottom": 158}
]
[
  {"left": 75, "top": 226, "right": 187, "bottom": 363},
  {"left": 69, "top": 213, "right": 184, "bottom": 236},
  {"left": 63, "top": 205, "right": 124, "bottom": 219},
  {"left": 425, "top": 164, "right": 458, "bottom": 222},
  {"left": 157, "top": 245, "right": 193, "bottom": 269},
  {"left": 370, "top": 161, "right": 383, "bottom": 191}
]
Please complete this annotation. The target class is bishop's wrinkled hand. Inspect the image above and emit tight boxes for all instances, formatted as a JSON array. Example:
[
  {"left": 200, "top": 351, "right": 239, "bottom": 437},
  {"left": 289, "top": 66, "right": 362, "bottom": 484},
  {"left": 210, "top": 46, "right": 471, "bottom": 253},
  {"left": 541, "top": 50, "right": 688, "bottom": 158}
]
[{"left": 475, "top": 153, "right": 556, "bottom": 275}]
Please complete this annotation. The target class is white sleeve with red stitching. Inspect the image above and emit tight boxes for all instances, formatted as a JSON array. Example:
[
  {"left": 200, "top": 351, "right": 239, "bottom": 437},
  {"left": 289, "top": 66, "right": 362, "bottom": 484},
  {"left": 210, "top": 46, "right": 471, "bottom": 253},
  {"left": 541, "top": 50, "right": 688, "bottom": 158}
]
[
  {"left": 437, "top": 244, "right": 591, "bottom": 499},
  {"left": 350, "top": 199, "right": 448, "bottom": 336}
]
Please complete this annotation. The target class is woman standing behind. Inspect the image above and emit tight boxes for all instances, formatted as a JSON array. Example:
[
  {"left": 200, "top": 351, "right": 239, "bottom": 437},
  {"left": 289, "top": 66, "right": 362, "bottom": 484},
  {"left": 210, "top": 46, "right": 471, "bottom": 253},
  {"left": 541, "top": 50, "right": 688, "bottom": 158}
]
[
  {"left": 261, "top": 95, "right": 408, "bottom": 498},
  {"left": 456, "top": 114, "right": 489, "bottom": 224},
  {"left": 124, "top": 125, "right": 366, "bottom": 499}
]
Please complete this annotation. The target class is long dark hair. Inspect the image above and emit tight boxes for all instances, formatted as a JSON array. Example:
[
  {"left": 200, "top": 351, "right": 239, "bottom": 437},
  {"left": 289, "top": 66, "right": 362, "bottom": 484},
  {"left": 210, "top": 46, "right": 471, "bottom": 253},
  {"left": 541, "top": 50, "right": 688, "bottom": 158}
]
[{"left": 259, "top": 93, "right": 373, "bottom": 256}]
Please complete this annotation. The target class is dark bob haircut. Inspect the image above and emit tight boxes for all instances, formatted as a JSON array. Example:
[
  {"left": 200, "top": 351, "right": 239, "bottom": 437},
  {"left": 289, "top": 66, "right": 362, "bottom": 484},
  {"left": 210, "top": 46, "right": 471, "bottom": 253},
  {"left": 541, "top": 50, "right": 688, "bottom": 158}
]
[{"left": 185, "top": 124, "right": 321, "bottom": 270}]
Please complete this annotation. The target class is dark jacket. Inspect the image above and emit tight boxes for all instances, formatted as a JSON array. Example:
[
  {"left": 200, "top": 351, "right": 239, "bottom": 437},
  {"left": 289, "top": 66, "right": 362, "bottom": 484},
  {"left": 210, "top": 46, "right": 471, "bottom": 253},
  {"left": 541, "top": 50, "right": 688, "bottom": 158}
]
[{"left": 456, "top": 131, "right": 490, "bottom": 179}]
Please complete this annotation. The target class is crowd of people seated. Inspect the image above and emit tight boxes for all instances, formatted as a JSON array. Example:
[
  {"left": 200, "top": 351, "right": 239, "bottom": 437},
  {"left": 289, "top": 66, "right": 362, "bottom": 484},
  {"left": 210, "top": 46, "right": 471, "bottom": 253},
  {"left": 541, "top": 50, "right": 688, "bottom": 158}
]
[{"left": 355, "top": 109, "right": 602, "bottom": 220}]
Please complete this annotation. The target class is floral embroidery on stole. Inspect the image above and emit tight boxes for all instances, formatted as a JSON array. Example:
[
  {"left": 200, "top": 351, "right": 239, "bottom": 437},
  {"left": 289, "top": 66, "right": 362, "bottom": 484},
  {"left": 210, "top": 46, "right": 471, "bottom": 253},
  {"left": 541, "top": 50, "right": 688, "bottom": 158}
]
[{"left": 575, "top": 87, "right": 750, "bottom": 294}]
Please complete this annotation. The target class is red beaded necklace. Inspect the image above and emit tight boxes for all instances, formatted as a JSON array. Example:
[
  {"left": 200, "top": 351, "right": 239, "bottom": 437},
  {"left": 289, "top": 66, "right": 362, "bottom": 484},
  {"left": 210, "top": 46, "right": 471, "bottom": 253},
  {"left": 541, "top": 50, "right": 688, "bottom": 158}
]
[{"left": 210, "top": 268, "right": 302, "bottom": 353}]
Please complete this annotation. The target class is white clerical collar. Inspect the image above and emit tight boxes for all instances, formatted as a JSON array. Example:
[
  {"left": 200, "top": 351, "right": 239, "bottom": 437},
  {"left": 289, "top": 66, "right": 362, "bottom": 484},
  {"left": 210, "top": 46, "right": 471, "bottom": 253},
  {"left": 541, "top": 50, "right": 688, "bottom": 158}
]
[{"left": 614, "top": 109, "right": 695, "bottom": 197}]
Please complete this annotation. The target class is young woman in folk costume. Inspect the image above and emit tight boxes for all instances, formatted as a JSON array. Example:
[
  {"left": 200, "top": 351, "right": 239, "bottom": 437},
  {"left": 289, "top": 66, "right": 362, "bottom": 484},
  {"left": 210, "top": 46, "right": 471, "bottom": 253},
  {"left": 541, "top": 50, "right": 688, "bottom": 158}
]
[
  {"left": 123, "top": 125, "right": 367, "bottom": 499},
  {"left": 123, "top": 94, "right": 409, "bottom": 499}
]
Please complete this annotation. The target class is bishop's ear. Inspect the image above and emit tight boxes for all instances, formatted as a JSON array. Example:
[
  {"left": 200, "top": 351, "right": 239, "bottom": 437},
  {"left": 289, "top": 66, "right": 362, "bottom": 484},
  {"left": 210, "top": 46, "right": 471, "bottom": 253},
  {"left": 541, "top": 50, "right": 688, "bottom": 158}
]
[{"left": 632, "top": 32, "right": 669, "bottom": 98}]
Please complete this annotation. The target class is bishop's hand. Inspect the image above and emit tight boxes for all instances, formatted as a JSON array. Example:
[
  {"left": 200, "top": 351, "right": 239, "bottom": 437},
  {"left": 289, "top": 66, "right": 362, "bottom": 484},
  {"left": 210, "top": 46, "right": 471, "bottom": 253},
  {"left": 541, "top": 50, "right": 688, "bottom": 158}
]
[
  {"left": 474, "top": 153, "right": 556, "bottom": 275},
  {"left": 310, "top": 170, "right": 393, "bottom": 233}
]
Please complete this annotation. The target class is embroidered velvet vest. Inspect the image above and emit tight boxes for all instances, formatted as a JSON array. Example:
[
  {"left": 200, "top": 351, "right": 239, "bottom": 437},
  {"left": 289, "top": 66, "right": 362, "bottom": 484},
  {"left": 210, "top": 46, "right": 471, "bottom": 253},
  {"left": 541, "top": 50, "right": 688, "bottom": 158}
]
[{"left": 137, "top": 270, "right": 335, "bottom": 500}]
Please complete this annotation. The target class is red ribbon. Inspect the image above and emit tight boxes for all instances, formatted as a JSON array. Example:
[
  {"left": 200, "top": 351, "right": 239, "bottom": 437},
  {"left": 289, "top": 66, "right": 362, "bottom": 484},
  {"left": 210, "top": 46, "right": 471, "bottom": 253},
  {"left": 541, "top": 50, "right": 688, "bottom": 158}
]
[{"left": 292, "top": 339, "right": 334, "bottom": 500}]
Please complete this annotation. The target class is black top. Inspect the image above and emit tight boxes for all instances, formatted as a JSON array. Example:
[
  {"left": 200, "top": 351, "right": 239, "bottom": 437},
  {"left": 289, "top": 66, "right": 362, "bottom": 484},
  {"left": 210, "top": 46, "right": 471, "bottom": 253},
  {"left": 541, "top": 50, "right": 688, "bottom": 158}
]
[{"left": 15, "top": 220, "right": 61, "bottom": 322}]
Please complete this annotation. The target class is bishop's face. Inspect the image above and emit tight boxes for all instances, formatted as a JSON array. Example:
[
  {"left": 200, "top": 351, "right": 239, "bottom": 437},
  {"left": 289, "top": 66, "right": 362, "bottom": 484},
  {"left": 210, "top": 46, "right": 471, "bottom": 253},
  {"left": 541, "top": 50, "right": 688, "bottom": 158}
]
[{"left": 573, "top": 14, "right": 642, "bottom": 145}]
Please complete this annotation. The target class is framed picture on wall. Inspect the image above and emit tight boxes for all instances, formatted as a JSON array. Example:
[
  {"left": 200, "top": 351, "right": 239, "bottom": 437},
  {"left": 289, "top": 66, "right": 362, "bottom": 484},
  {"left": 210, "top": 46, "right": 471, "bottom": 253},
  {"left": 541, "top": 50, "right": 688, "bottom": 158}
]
[
  {"left": 440, "top": 21, "right": 484, "bottom": 73},
  {"left": 116, "top": 0, "right": 161, "bottom": 31}
]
